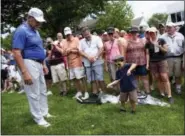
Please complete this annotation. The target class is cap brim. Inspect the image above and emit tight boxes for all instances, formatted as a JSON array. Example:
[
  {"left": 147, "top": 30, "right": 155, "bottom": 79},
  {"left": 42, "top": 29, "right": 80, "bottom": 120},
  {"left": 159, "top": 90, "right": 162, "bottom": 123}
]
[
  {"left": 130, "top": 31, "right": 138, "bottom": 33},
  {"left": 34, "top": 16, "right": 46, "bottom": 22},
  {"left": 107, "top": 31, "right": 114, "bottom": 34},
  {"left": 64, "top": 31, "right": 72, "bottom": 36},
  {"left": 149, "top": 31, "right": 156, "bottom": 33},
  {"left": 166, "top": 25, "right": 174, "bottom": 27}
]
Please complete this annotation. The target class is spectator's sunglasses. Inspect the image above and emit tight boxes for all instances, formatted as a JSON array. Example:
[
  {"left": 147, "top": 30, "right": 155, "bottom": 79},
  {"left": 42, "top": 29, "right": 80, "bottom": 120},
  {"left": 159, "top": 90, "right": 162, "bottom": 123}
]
[{"left": 108, "top": 33, "right": 114, "bottom": 36}]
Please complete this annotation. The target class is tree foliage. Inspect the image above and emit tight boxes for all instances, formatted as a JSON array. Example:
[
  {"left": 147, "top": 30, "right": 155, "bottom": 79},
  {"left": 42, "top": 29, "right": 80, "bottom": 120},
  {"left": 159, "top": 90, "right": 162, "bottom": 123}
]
[
  {"left": 1, "top": 34, "right": 13, "bottom": 50},
  {"left": 148, "top": 13, "right": 168, "bottom": 28},
  {"left": 2, "top": 0, "right": 107, "bottom": 37},
  {"left": 96, "top": 0, "right": 134, "bottom": 31}
]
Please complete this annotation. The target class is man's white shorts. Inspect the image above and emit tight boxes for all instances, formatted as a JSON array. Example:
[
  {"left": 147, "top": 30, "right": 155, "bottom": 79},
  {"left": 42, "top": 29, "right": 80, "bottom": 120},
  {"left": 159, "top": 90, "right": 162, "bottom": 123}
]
[
  {"left": 69, "top": 67, "right": 85, "bottom": 80},
  {"left": 50, "top": 63, "right": 67, "bottom": 83}
]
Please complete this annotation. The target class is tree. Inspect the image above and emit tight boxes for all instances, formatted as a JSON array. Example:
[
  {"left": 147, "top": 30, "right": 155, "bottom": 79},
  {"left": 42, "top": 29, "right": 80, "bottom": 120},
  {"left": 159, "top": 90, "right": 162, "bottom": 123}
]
[
  {"left": 148, "top": 13, "right": 168, "bottom": 28},
  {"left": 1, "top": 34, "right": 13, "bottom": 50},
  {"left": 2, "top": 0, "right": 107, "bottom": 37},
  {"left": 96, "top": 0, "right": 134, "bottom": 31}
]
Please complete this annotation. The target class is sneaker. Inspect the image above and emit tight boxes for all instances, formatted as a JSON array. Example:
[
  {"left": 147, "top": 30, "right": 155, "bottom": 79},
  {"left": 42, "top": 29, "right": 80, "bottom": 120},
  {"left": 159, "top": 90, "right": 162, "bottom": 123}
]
[
  {"left": 98, "top": 91, "right": 105, "bottom": 98},
  {"left": 73, "top": 92, "right": 82, "bottom": 99},
  {"left": 158, "top": 94, "right": 165, "bottom": 99},
  {"left": 168, "top": 97, "right": 174, "bottom": 104},
  {"left": 47, "top": 91, "right": 53, "bottom": 96},
  {"left": 131, "top": 110, "right": 136, "bottom": 114},
  {"left": 44, "top": 113, "right": 55, "bottom": 118},
  {"left": 8, "top": 90, "right": 15, "bottom": 94},
  {"left": 37, "top": 119, "right": 51, "bottom": 127},
  {"left": 81, "top": 92, "right": 89, "bottom": 100},
  {"left": 1, "top": 90, "right": 7, "bottom": 93},
  {"left": 18, "top": 89, "right": 25, "bottom": 94},
  {"left": 120, "top": 108, "right": 126, "bottom": 112},
  {"left": 150, "top": 85, "right": 154, "bottom": 91}
]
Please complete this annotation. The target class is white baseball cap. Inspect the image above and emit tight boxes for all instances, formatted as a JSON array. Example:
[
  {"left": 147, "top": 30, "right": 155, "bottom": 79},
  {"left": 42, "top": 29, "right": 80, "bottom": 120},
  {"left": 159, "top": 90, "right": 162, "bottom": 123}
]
[
  {"left": 120, "top": 30, "right": 126, "bottom": 33},
  {"left": 46, "top": 37, "right": 53, "bottom": 43},
  {"left": 148, "top": 27, "right": 158, "bottom": 33},
  {"left": 28, "top": 8, "right": 46, "bottom": 22},
  {"left": 103, "top": 32, "right": 108, "bottom": 35},
  {"left": 166, "top": 22, "right": 176, "bottom": 27},
  {"left": 64, "top": 27, "right": 72, "bottom": 35}
]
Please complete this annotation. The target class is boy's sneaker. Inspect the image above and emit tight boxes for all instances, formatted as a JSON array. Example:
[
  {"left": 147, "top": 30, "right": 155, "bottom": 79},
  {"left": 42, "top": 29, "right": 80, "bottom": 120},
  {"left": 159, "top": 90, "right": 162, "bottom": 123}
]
[
  {"left": 120, "top": 108, "right": 126, "bottom": 112},
  {"left": 81, "top": 92, "right": 89, "bottom": 100},
  {"left": 131, "top": 110, "right": 136, "bottom": 114},
  {"left": 168, "top": 97, "right": 174, "bottom": 104},
  {"left": 60, "top": 91, "right": 67, "bottom": 96}
]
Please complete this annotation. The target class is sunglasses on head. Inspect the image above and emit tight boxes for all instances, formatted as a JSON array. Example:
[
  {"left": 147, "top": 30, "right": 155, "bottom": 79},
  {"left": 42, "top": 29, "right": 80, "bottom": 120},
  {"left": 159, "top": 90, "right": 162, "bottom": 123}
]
[
  {"left": 108, "top": 33, "right": 113, "bottom": 35},
  {"left": 114, "top": 59, "right": 124, "bottom": 63},
  {"left": 130, "top": 31, "right": 138, "bottom": 34}
]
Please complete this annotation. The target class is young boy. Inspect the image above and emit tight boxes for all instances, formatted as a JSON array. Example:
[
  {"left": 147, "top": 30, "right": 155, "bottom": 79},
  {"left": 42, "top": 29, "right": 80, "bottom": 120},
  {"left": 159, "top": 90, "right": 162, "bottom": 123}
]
[{"left": 107, "top": 55, "right": 138, "bottom": 114}]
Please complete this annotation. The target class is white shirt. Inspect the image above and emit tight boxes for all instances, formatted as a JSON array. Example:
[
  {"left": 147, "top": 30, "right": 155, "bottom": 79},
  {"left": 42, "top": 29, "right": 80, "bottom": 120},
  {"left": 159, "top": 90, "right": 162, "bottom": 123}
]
[
  {"left": 161, "top": 32, "right": 184, "bottom": 57},
  {"left": 79, "top": 35, "right": 104, "bottom": 67}
]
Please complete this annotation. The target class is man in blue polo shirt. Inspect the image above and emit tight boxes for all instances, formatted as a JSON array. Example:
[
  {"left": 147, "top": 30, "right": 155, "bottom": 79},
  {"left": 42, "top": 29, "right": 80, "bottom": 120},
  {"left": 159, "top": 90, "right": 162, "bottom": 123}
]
[{"left": 12, "top": 8, "right": 53, "bottom": 127}]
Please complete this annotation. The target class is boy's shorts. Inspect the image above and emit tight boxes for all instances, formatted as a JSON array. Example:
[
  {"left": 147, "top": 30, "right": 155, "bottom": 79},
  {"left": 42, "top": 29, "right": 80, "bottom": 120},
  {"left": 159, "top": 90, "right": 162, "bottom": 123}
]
[
  {"left": 120, "top": 89, "right": 137, "bottom": 102},
  {"left": 135, "top": 65, "right": 148, "bottom": 76}
]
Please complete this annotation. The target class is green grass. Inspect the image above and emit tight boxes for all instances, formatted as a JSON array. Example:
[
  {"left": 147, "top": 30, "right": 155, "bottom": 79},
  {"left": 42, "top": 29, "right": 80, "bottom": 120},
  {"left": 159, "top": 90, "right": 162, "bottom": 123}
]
[{"left": 1, "top": 75, "right": 185, "bottom": 135}]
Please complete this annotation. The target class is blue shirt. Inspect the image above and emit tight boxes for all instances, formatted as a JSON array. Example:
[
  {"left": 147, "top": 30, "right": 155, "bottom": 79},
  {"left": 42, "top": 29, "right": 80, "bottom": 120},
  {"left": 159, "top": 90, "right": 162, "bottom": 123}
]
[
  {"left": 116, "top": 64, "right": 137, "bottom": 92},
  {"left": 139, "top": 33, "right": 145, "bottom": 39},
  {"left": 12, "top": 22, "right": 45, "bottom": 61}
]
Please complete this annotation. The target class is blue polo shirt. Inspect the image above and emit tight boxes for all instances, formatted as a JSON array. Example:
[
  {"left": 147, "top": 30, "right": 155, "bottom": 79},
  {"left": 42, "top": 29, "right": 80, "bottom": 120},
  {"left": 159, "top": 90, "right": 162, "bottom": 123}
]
[
  {"left": 116, "top": 64, "right": 137, "bottom": 92},
  {"left": 12, "top": 22, "right": 45, "bottom": 61}
]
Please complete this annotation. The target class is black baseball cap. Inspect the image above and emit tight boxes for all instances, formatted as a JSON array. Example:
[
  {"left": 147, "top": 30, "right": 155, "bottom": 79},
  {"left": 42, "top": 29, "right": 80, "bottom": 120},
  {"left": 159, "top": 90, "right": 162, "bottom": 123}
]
[
  {"left": 159, "top": 23, "right": 165, "bottom": 27},
  {"left": 112, "top": 55, "right": 124, "bottom": 62},
  {"left": 107, "top": 27, "right": 114, "bottom": 34},
  {"left": 130, "top": 26, "right": 139, "bottom": 33}
]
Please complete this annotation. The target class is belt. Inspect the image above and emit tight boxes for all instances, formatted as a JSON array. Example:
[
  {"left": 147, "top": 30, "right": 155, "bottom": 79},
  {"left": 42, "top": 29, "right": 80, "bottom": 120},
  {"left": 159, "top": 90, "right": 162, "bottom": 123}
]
[{"left": 30, "top": 59, "right": 43, "bottom": 64}]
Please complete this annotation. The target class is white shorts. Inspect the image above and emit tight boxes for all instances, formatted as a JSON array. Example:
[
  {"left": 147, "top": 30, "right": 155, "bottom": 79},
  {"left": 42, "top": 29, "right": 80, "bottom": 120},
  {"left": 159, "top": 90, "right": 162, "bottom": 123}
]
[
  {"left": 69, "top": 67, "right": 85, "bottom": 80},
  {"left": 50, "top": 63, "right": 67, "bottom": 83}
]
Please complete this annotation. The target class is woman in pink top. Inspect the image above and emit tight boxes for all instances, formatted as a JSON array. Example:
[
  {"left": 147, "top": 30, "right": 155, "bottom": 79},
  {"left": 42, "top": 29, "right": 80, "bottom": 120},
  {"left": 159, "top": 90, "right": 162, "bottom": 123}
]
[
  {"left": 125, "top": 26, "right": 150, "bottom": 94},
  {"left": 104, "top": 27, "right": 121, "bottom": 81}
]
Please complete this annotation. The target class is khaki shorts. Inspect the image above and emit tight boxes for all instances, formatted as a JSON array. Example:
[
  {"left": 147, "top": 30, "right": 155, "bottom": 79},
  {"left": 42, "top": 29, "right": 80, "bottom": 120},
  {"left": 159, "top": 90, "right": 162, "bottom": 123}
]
[
  {"left": 69, "top": 67, "right": 85, "bottom": 80},
  {"left": 150, "top": 60, "right": 169, "bottom": 74},
  {"left": 167, "top": 57, "right": 182, "bottom": 77},
  {"left": 51, "top": 63, "right": 67, "bottom": 83},
  {"left": 107, "top": 62, "right": 116, "bottom": 80},
  {"left": 120, "top": 90, "right": 137, "bottom": 103}
]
